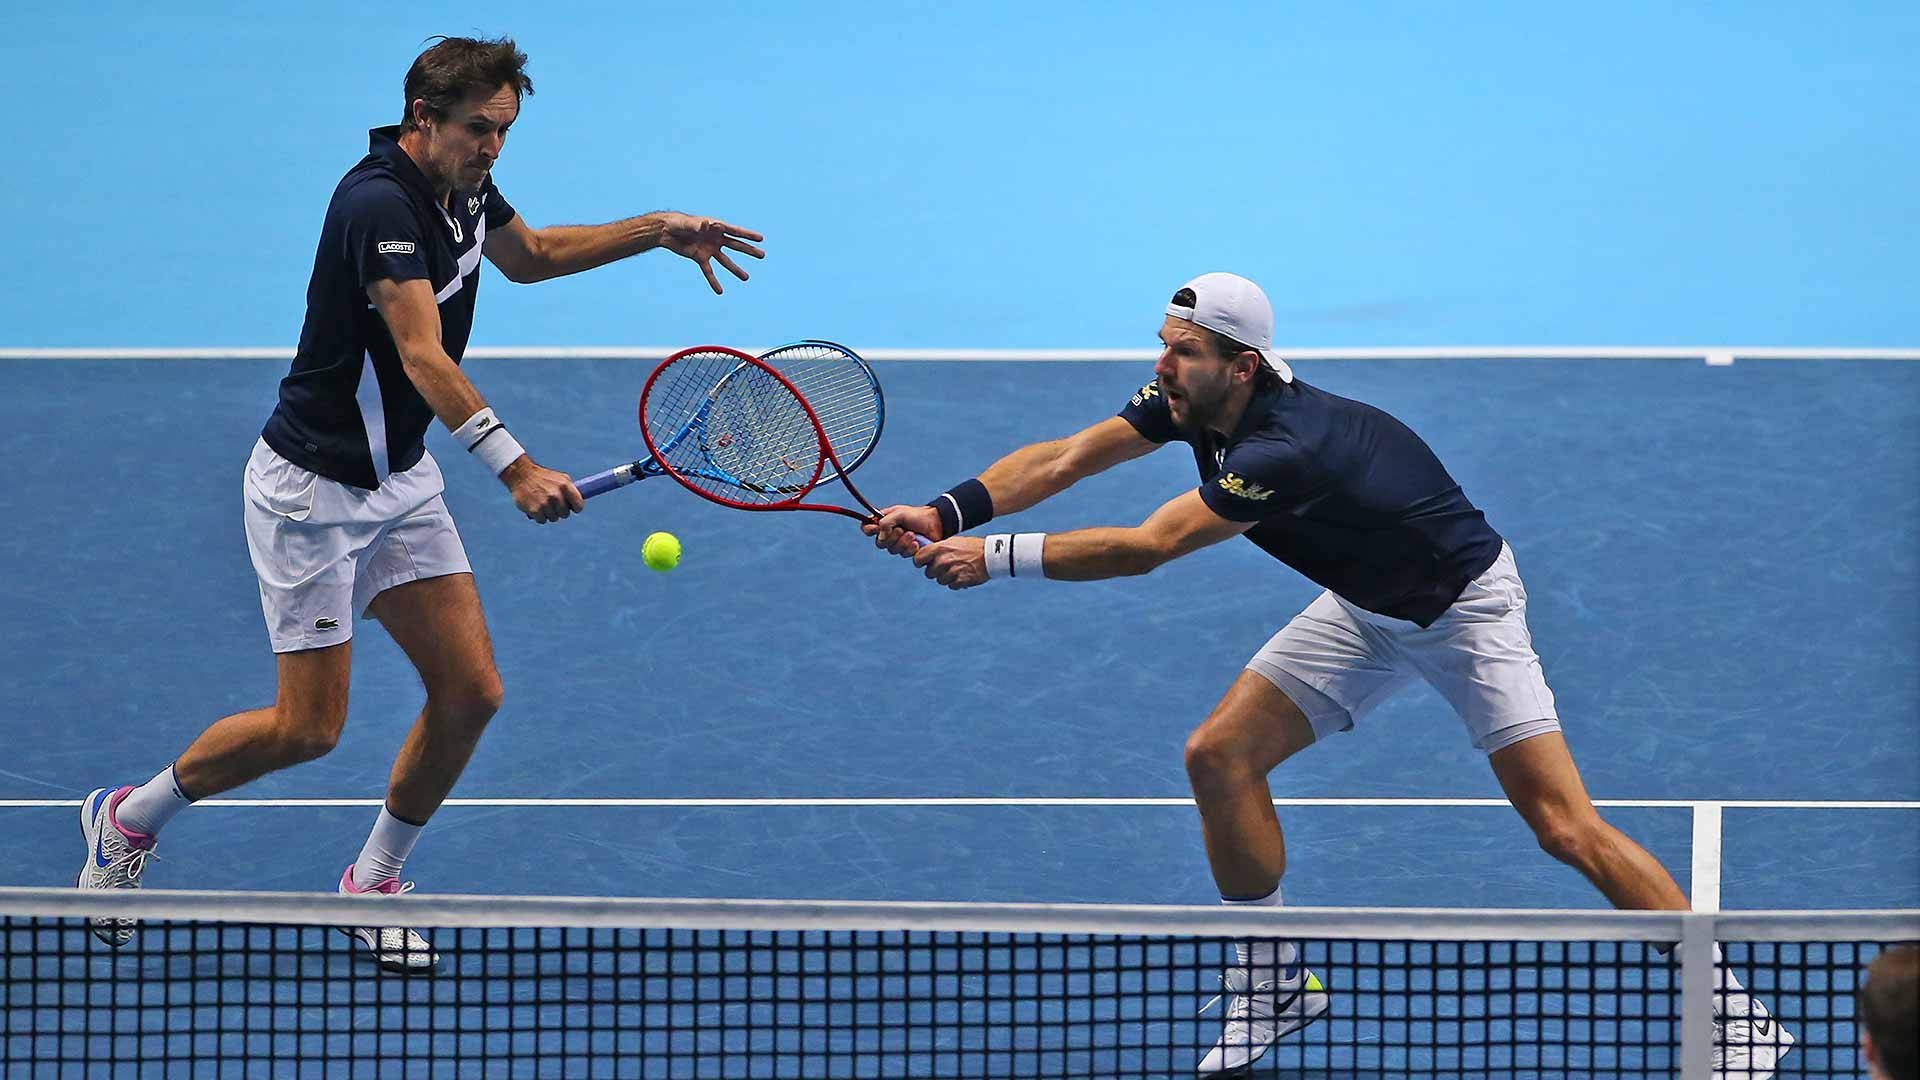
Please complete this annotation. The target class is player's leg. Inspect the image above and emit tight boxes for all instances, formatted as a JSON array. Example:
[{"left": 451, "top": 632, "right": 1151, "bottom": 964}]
[
  {"left": 1191, "top": 592, "right": 1406, "bottom": 1078},
  {"left": 78, "top": 643, "right": 352, "bottom": 946},
  {"left": 344, "top": 492, "right": 490, "bottom": 881},
  {"left": 330, "top": 494, "right": 487, "bottom": 972},
  {"left": 1487, "top": 727, "right": 1789, "bottom": 1076},
  {"left": 1184, "top": 670, "right": 1321, "bottom": 892},
  {"left": 1487, "top": 731, "right": 1687, "bottom": 909},
  {"left": 1189, "top": 593, "right": 1405, "bottom": 899},
  {"left": 78, "top": 441, "right": 366, "bottom": 947},
  {"left": 1183, "top": 670, "right": 1317, "bottom": 898},
  {"left": 1412, "top": 543, "right": 1791, "bottom": 1075},
  {"left": 1398, "top": 545, "right": 1685, "bottom": 906},
  {"left": 170, "top": 644, "right": 356, "bottom": 797},
  {"left": 363, "top": 571, "right": 501, "bottom": 832}
]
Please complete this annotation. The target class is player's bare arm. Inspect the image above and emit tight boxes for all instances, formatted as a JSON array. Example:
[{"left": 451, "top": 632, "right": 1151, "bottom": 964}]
[
  {"left": 866, "top": 416, "right": 1158, "bottom": 554},
  {"left": 483, "top": 212, "right": 764, "bottom": 292},
  {"left": 913, "top": 488, "right": 1253, "bottom": 590},
  {"left": 366, "top": 277, "right": 581, "bottom": 522}
]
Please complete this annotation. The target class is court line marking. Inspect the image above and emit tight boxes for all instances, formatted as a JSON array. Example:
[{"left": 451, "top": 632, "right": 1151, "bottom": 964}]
[
  {"left": 1691, "top": 802, "right": 1724, "bottom": 914},
  {"left": 2, "top": 797, "right": 1914, "bottom": 809},
  {"left": 4, "top": 346, "right": 1917, "bottom": 363}
]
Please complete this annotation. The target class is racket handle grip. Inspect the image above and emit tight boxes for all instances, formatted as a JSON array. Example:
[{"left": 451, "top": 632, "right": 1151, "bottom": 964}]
[{"left": 577, "top": 464, "right": 639, "bottom": 499}]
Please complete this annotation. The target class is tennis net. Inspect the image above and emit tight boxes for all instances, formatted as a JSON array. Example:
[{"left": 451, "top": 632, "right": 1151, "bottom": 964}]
[{"left": 2, "top": 887, "right": 1912, "bottom": 1079}]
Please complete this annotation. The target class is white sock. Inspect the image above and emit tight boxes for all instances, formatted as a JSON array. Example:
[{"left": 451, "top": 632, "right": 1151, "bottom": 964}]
[
  {"left": 1664, "top": 942, "right": 1747, "bottom": 1015},
  {"left": 1222, "top": 884, "right": 1298, "bottom": 975},
  {"left": 350, "top": 807, "right": 424, "bottom": 889},
  {"left": 113, "top": 764, "right": 195, "bottom": 837},
  {"left": 1711, "top": 943, "right": 1748, "bottom": 1013}
]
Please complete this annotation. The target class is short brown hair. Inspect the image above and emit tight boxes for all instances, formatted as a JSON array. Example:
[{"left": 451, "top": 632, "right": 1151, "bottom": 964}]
[
  {"left": 1863, "top": 944, "right": 1919, "bottom": 1080},
  {"left": 401, "top": 36, "right": 533, "bottom": 133}
]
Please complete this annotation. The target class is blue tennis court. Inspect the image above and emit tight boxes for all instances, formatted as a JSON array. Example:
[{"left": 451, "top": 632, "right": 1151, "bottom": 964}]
[
  {"left": 7, "top": 7, "right": 1917, "bottom": 1076},
  {"left": 3, "top": 355, "right": 1915, "bottom": 912}
]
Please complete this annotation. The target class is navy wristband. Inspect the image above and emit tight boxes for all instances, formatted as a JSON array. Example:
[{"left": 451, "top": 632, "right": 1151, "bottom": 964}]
[{"left": 928, "top": 478, "right": 994, "bottom": 537}]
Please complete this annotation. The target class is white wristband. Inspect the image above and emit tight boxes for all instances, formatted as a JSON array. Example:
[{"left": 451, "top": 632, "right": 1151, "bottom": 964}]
[
  {"left": 983, "top": 532, "right": 1047, "bottom": 580},
  {"left": 472, "top": 427, "right": 527, "bottom": 476},
  {"left": 453, "top": 407, "right": 528, "bottom": 476},
  {"left": 451, "top": 407, "right": 502, "bottom": 449}
]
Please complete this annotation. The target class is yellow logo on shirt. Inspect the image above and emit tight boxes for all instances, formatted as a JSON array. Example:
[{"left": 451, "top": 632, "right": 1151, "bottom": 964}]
[
  {"left": 1130, "top": 382, "right": 1161, "bottom": 406},
  {"left": 1216, "top": 473, "right": 1273, "bottom": 501}
]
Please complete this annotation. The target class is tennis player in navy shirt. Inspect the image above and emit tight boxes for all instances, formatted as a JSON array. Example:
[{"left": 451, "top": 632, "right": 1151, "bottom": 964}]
[
  {"left": 76, "top": 35, "right": 763, "bottom": 972},
  {"left": 868, "top": 273, "right": 1788, "bottom": 1079}
]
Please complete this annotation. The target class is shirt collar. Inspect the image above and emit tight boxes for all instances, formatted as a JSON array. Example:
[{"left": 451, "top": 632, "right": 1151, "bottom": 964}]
[
  {"left": 1219, "top": 384, "right": 1283, "bottom": 446},
  {"left": 368, "top": 126, "right": 437, "bottom": 201}
]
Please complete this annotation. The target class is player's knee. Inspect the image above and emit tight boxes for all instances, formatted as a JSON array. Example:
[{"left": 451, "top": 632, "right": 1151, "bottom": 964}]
[
  {"left": 1534, "top": 814, "right": 1604, "bottom": 869},
  {"left": 273, "top": 711, "right": 344, "bottom": 764},
  {"left": 469, "top": 673, "right": 504, "bottom": 721},
  {"left": 1184, "top": 724, "right": 1250, "bottom": 789},
  {"left": 433, "top": 674, "right": 503, "bottom": 734}
]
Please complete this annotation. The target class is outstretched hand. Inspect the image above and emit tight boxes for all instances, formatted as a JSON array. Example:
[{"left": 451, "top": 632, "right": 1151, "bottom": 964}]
[
  {"left": 659, "top": 213, "right": 765, "bottom": 294},
  {"left": 864, "top": 505, "right": 942, "bottom": 558},
  {"left": 913, "top": 536, "right": 989, "bottom": 590}
]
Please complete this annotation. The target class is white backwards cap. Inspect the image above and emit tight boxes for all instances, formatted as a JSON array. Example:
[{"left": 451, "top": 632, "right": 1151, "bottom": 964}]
[{"left": 1165, "top": 272, "right": 1294, "bottom": 384}]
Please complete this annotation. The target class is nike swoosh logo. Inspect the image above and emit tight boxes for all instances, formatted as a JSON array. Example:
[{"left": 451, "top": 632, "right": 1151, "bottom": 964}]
[
  {"left": 93, "top": 828, "right": 112, "bottom": 869},
  {"left": 1754, "top": 1018, "right": 1773, "bottom": 1037}
]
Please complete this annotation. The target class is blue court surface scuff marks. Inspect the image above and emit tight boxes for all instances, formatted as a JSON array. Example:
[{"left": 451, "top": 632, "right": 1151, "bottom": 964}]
[{"left": 1, "top": 356, "right": 1916, "bottom": 910}]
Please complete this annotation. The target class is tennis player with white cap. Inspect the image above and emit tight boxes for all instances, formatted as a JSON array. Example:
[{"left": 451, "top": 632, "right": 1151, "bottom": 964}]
[{"left": 868, "top": 272, "right": 1788, "bottom": 1079}]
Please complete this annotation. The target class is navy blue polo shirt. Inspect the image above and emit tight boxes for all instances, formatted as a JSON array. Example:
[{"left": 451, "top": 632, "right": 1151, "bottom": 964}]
[
  {"left": 261, "top": 126, "right": 517, "bottom": 489},
  {"left": 1120, "top": 376, "right": 1504, "bottom": 626}
]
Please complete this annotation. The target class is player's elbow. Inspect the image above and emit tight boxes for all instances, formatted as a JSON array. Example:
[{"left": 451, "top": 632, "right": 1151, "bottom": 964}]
[
  {"left": 487, "top": 235, "right": 549, "bottom": 284},
  {"left": 500, "top": 255, "right": 551, "bottom": 285},
  {"left": 510, "top": 234, "right": 559, "bottom": 283},
  {"left": 394, "top": 338, "right": 448, "bottom": 375}
]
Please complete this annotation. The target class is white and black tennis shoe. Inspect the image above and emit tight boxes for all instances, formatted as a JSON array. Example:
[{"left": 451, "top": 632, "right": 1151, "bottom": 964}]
[
  {"left": 1197, "top": 962, "right": 1330, "bottom": 1078},
  {"left": 336, "top": 864, "right": 439, "bottom": 973},
  {"left": 1714, "top": 991, "right": 1793, "bottom": 1079}
]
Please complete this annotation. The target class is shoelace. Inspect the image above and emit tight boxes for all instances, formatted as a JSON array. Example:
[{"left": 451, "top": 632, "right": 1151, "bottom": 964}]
[
  {"left": 1198, "top": 970, "right": 1265, "bottom": 1018},
  {"left": 355, "top": 881, "right": 429, "bottom": 953},
  {"left": 109, "top": 846, "right": 156, "bottom": 885}
]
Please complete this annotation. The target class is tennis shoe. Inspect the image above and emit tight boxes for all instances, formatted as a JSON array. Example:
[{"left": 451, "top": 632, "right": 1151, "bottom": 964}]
[
  {"left": 336, "top": 864, "right": 438, "bottom": 973},
  {"left": 76, "top": 786, "right": 158, "bottom": 948},
  {"left": 1714, "top": 990, "right": 1793, "bottom": 1080},
  {"left": 1196, "top": 962, "right": 1329, "bottom": 1078}
]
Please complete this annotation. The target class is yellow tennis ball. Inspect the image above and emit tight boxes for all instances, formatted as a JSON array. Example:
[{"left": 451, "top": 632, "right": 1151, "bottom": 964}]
[{"left": 642, "top": 531, "right": 681, "bottom": 572}]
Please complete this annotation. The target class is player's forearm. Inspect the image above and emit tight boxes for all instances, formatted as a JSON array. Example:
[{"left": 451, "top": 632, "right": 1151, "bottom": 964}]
[
  {"left": 1033, "top": 526, "right": 1166, "bottom": 580},
  {"left": 977, "top": 439, "right": 1086, "bottom": 517},
  {"left": 397, "top": 347, "right": 490, "bottom": 431},
  {"left": 524, "top": 214, "right": 670, "bottom": 280}
]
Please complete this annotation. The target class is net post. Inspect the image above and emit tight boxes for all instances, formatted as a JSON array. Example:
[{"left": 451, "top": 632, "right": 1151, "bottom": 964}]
[{"left": 1677, "top": 910, "right": 1717, "bottom": 1080}]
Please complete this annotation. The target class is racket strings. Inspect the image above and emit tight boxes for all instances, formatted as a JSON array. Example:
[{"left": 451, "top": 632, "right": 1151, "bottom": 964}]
[
  {"left": 760, "top": 345, "right": 881, "bottom": 475},
  {"left": 643, "top": 351, "right": 804, "bottom": 503},
  {"left": 702, "top": 370, "right": 823, "bottom": 497},
  {"left": 641, "top": 345, "right": 884, "bottom": 515}
]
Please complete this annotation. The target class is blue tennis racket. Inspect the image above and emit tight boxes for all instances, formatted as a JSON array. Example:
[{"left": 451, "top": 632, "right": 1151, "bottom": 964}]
[{"left": 576, "top": 340, "right": 882, "bottom": 498}]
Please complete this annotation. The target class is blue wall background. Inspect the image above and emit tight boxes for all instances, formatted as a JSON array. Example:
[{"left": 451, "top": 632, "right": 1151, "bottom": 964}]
[{"left": 4, "top": 2, "right": 1915, "bottom": 349}]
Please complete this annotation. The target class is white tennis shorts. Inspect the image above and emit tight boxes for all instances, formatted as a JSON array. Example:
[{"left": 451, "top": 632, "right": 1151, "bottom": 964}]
[
  {"left": 242, "top": 438, "right": 471, "bottom": 653},
  {"left": 1246, "top": 543, "right": 1561, "bottom": 754}
]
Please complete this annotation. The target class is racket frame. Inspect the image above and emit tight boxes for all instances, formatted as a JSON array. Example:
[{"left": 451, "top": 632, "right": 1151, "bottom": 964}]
[
  {"left": 637, "top": 350, "right": 884, "bottom": 524},
  {"left": 575, "top": 340, "right": 880, "bottom": 499}
]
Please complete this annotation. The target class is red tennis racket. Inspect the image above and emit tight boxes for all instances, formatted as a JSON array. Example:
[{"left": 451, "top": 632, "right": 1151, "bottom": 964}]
[{"left": 638, "top": 345, "right": 913, "bottom": 537}]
